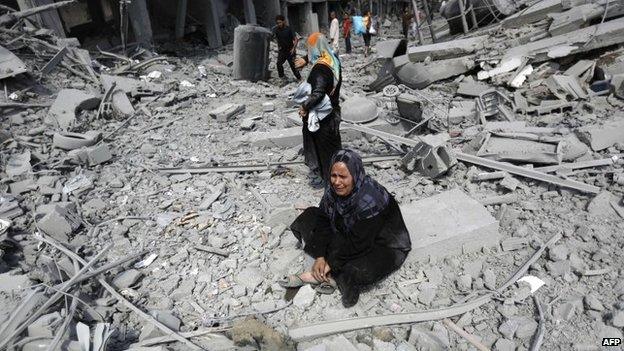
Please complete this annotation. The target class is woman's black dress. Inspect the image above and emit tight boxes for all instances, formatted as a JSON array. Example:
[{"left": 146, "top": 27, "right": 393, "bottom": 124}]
[
  {"left": 290, "top": 195, "right": 412, "bottom": 304},
  {"left": 301, "top": 64, "right": 342, "bottom": 181}
]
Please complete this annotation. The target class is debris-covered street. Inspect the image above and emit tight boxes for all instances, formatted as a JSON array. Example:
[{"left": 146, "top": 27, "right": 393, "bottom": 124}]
[{"left": 1, "top": 0, "right": 624, "bottom": 350}]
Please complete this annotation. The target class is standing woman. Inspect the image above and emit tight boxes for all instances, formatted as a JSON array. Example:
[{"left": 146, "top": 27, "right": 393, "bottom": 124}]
[
  {"left": 362, "top": 10, "right": 372, "bottom": 57},
  {"left": 295, "top": 33, "right": 342, "bottom": 183}
]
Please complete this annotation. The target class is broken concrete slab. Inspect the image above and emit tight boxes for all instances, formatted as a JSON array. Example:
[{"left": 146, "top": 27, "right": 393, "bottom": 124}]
[
  {"left": 576, "top": 118, "right": 624, "bottom": 151},
  {"left": 0, "top": 272, "right": 31, "bottom": 293},
  {"left": 0, "top": 45, "right": 28, "bottom": 80},
  {"left": 101, "top": 75, "right": 135, "bottom": 117},
  {"left": 81, "top": 143, "right": 113, "bottom": 166},
  {"left": 209, "top": 103, "right": 246, "bottom": 122},
  {"left": 36, "top": 204, "right": 81, "bottom": 243},
  {"left": 545, "top": 75, "right": 588, "bottom": 100},
  {"left": 548, "top": 3, "right": 603, "bottom": 36},
  {"left": 501, "top": 0, "right": 563, "bottom": 28},
  {"left": 407, "top": 35, "right": 487, "bottom": 62},
  {"left": 46, "top": 89, "right": 100, "bottom": 130},
  {"left": 456, "top": 79, "right": 491, "bottom": 97},
  {"left": 400, "top": 188, "right": 500, "bottom": 263},
  {"left": 394, "top": 56, "right": 476, "bottom": 89},
  {"left": 504, "top": 18, "right": 624, "bottom": 63},
  {"left": 586, "top": 191, "right": 620, "bottom": 218},
  {"left": 112, "top": 269, "right": 143, "bottom": 289},
  {"left": 101, "top": 74, "right": 165, "bottom": 94},
  {"left": 6, "top": 151, "right": 31, "bottom": 178},
  {"left": 52, "top": 131, "right": 101, "bottom": 150},
  {"left": 477, "top": 135, "right": 561, "bottom": 164},
  {"left": 376, "top": 38, "right": 407, "bottom": 59}
]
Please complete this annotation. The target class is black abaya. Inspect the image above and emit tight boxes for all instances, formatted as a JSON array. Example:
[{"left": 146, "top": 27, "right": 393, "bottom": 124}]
[
  {"left": 301, "top": 64, "right": 342, "bottom": 181},
  {"left": 290, "top": 196, "right": 411, "bottom": 304}
]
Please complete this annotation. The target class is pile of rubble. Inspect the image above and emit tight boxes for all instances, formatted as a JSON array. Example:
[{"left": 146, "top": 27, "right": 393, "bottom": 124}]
[{"left": 1, "top": 1, "right": 624, "bottom": 351}]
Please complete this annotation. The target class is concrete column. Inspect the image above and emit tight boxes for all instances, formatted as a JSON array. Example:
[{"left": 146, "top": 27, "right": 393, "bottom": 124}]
[
  {"left": 188, "top": 0, "right": 222, "bottom": 48},
  {"left": 128, "top": 0, "right": 153, "bottom": 48},
  {"left": 243, "top": 0, "right": 257, "bottom": 24},
  {"left": 304, "top": 2, "right": 315, "bottom": 34},
  {"left": 253, "top": 0, "right": 280, "bottom": 27},
  {"left": 175, "top": 0, "right": 188, "bottom": 39},
  {"left": 317, "top": 1, "right": 329, "bottom": 30}
]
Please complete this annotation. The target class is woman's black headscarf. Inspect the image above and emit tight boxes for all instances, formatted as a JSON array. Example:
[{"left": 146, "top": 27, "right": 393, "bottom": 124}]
[{"left": 319, "top": 149, "right": 390, "bottom": 231}]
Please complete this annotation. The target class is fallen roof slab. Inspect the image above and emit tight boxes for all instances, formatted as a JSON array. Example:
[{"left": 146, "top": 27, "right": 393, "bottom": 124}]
[
  {"left": 504, "top": 18, "right": 624, "bottom": 63},
  {"left": 407, "top": 35, "right": 488, "bottom": 62}
]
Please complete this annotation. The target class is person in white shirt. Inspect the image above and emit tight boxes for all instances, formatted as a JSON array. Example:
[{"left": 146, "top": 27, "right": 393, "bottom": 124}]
[{"left": 329, "top": 11, "right": 340, "bottom": 53}]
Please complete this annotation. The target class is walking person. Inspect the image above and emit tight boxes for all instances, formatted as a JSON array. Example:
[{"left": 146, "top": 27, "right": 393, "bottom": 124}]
[
  {"left": 272, "top": 15, "right": 301, "bottom": 82},
  {"left": 342, "top": 13, "right": 352, "bottom": 54},
  {"left": 294, "top": 33, "right": 342, "bottom": 184},
  {"left": 362, "top": 10, "right": 373, "bottom": 57},
  {"left": 329, "top": 11, "right": 340, "bottom": 53}
]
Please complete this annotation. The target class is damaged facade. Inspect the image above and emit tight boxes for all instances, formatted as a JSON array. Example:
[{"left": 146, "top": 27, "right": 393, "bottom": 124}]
[{"left": 1, "top": 0, "right": 624, "bottom": 350}]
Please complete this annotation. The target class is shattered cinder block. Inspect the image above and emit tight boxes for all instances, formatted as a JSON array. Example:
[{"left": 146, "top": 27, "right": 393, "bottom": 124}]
[
  {"left": 209, "top": 103, "right": 246, "bottom": 122},
  {"left": 401, "top": 133, "right": 457, "bottom": 178},
  {"left": 36, "top": 204, "right": 81, "bottom": 243},
  {"left": 401, "top": 188, "right": 500, "bottom": 263},
  {"left": 86, "top": 143, "right": 113, "bottom": 166},
  {"left": 46, "top": 89, "right": 100, "bottom": 130}
]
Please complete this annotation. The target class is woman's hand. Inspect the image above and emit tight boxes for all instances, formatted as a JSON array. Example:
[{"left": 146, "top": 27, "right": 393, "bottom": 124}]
[
  {"left": 294, "top": 57, "right": 307, "bottom": 69},
  {"left": 312, "top": 257, "right": 330, "bottom": 282},
  {"left": 298, "top": 106, "right": 308, "bottom": 118}
]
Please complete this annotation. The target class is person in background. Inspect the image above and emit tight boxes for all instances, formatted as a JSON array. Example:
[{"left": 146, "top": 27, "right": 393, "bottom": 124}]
[
  {"left": 362, "top": 10, "right": 372, "bottom": 57},
  {"left": 272, "top": 15, "right": 301, "bottom": 82},
  {"left": 293, "top": 33, "right": 342, "bottom": 185},
  {"left": 280, "top": 149, "right": 412, "bottom": 307},
  {"left": 342, "top": 13, "right": 352, "bottom": 54},
  {"left": 329, "top": 11, "right": 340, "bottom": 53},
  {"left": 401, "top": 7, "right": 413, "bottom": 39}
]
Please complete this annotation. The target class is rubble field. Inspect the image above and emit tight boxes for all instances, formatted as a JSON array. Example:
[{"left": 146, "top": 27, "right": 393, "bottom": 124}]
[{"left": 1, "top": 1, "right": 624, "bottom": 351}]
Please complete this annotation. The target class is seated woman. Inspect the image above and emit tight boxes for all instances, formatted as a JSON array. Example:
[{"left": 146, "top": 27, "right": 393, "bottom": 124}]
[{"left": 280, "top": 149, "right": 412, "bottom": 307}]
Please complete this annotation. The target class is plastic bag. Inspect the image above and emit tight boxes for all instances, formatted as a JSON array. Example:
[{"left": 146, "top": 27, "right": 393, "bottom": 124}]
[{"left": 352, "top": 16, "right": 366, "bottom": 35}]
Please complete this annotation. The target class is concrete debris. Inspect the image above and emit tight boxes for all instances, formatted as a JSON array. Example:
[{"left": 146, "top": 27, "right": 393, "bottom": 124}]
[
  {"left": 401, "top": 133, "right": 457, "bottom": 178},
  {"left": 401, "top": 188, "right": 500, "bottom": 263},
  {"left": 407, "top": 36, "right": 487, "bottom": 62},
  {"left": 0, "top": 45, "right": 28, "bottom": 79},
  {"left": 35, "top": 204, "right": 81, "bottom": 243},
  {"left": 46, "top": 89, "right": 100, "bottom": 130},
  {"left": 397, "top": 57, "right": 476, "bottom": 90},
  {"left": 293, "top": 285, "right": 317, "bottom": 309},
  {"left": 576, "top": 118, "right": 624, "bottom": 151},
  {"left": 6, "top": 151, "right": 31, "bottom": 178},
  {"left": 52, "top": 131, "right": 101, "bottom": 150},
  {"left": 209, "top": 103, "right": 246, "bottom": 122},
  {"left": 2, "top": 4, "right": 624, "bottom": 350}
]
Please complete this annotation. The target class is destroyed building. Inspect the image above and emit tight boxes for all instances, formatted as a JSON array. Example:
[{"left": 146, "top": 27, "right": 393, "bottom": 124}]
[{"left": 1, "top": 0, "right": 624, "bottom": 350}]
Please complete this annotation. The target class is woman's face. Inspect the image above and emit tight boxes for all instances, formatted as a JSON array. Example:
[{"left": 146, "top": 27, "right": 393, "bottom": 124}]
[{"left": 330, "top": 162, "right": 354, "bottom": 197}]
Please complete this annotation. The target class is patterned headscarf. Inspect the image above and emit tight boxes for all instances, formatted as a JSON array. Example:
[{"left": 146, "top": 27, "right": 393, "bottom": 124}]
[
  {"left": 319, "top": 149, "right": 390, "bottom": 232},
  {"left": 306, "top": 32, "right": 340, "bottom": 86}
]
